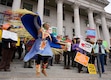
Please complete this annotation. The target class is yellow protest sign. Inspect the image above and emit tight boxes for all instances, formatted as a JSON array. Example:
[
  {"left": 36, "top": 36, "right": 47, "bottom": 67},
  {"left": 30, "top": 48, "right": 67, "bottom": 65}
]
[
  {"left": 88, "top": 63, "right": 97, "bottom": 74},
  {"left": 0, "top": 30, "right": 2, "bottom": 40},
  {"left": 74, "top": 52, "right": 89, "bottom": 67},
  {"left": 16, "top": 37, "right": 20, "bottom": 46}
]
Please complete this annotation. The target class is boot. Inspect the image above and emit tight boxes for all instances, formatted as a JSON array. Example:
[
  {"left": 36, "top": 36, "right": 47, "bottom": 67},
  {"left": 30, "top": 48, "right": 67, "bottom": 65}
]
[
  {"left": 28, "top": 60, "right": 33, "bottom": 68},
  {"left": 0, "top": 60, "right": 4, "bottom": 66},
  {"left": 4, "top": 64, "right": 11, "bottom": 72},
  {"left": 0, "top": 61, "right": 6, "bottom": 69},
  {"left": 36, "top": 64, "right": 40, "bottom": 77},
  {"left": 41, "top": 63, "right": 47, "bottom": 76},
  {"left": 0, "top": 62, "right": 6, "bottom": 71}
]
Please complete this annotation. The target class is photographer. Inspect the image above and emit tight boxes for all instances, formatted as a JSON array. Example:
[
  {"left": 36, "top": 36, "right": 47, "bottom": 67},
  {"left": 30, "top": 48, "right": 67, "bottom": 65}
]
[{"left": 93, "top": 39, "right": 106, "bottom": 73}]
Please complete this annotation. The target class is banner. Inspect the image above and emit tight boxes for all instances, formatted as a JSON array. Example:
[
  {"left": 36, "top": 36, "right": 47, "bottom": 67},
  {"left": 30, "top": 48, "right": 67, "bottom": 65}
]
[
  {"left": 86, "top": 29, "right": 96, "bottom": 38},
  {"left": 74, "top": 52, "right": 89, "bottom": 67},
  {"left": 2, "top": 30, "right": 18, "bottom": 41},
  {"left": 79, "top": 39, "right": 93, "bottom": 53},
  {"left": 88, "top": 63, "right": 97, "bottom": 74}
]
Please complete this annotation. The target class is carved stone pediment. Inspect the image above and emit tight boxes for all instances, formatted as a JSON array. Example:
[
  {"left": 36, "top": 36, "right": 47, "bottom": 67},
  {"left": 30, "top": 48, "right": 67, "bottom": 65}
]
[{"left": 94, "top": 0, "right": 109, "bottom": 5}]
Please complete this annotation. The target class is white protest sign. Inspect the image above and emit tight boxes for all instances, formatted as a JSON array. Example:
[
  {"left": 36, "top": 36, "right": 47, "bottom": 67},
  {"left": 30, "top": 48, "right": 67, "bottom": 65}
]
[
  {"left": 2, "top": 30, "right": 18, "bottom": 41},
  {"left": 79, "top": 39, "right": 93, "bottom": 53}
]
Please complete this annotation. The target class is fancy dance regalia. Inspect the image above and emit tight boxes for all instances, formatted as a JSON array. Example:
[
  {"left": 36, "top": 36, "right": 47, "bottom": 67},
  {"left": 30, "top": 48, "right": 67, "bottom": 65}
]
[
  {"left": 48, "top": 34, "right": 62, "bottom": 49},
  {"left": 21, "top": 13, "right": 53, "bottom": 62}
]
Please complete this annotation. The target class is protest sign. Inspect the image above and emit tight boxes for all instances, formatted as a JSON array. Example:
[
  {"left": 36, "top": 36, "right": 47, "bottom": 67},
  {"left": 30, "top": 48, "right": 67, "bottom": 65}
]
[
  {"left": 79, "top": 39, "right": 93, "bottom": 53},
  {"left": 2, "top": 30, "right": 18, "bottom": 41},
  {"left": 86, "top": 29, "right": 96, "bottom": 38},
  {"left": 16, "top": 37, "right": 20, "bottom": 46},
  {"left": 74, "top": 52, "right": 89, "bottom": 67},
  {"left": 88, "top": 63, "right": 97, "bottom": 74}
]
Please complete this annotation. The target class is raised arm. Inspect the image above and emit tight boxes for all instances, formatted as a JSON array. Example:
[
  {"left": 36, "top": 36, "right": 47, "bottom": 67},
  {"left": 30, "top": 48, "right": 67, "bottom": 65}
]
[{"left": 38, "top": 28, "right": 52, "bottom": 41}]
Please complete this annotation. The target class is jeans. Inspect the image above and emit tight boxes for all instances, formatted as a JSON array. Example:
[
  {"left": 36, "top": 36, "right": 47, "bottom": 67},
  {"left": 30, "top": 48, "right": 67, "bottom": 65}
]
[{"left": 98, "top": 54, "right": 105, "bottom": 73}]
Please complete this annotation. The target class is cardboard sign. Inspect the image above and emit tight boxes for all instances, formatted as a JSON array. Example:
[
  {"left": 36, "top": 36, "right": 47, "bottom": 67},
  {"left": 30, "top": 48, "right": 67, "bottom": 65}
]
[
  {"left": 79, "top": 39, "right": 93, "bottom": 53},
  {"left": 0, "top": 30, "right": 2, "bottom": 40},
  {"left": 74, "top": 52, "right": 89, "bottom": 67},
  {"left": 49, "top": 26, "right": 57, "bottom": 37},
  {"left": 2, "top": 30, "right": 18, "bottom": 41},
  {"left": 88, "top": 63, "right": 97, "bottom": 74},
  {"left": 16, "top": 37, "right": 20, "bottom": 46},
  {"left": 52, "top": 27, "right": 57, "bottom": 37},
  {"left": 86, "top": 29, "right": 96, "bottom": 38}
]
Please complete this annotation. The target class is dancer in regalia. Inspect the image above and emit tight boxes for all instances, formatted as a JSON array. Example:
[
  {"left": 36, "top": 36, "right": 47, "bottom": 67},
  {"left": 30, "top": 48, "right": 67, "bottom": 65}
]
[{"left": 21, "top": 14, "right": 53, "bottom": 77}]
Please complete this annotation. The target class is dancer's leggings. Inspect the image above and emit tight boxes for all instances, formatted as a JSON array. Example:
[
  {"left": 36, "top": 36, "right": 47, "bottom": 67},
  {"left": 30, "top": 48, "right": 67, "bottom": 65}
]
[{"left": 36, "top": 54, "right": 49, "bottom": 64}]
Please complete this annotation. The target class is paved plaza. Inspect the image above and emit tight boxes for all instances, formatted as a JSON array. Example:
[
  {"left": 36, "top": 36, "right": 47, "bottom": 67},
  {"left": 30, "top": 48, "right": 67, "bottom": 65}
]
[{"left": 0, "top": 59, "right": 111, "bottom": 80}]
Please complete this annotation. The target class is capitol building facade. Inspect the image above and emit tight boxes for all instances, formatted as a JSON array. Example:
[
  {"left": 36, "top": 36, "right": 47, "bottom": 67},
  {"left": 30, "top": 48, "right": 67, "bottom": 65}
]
[{"left": 0, "top": 0, "right": 111, "bottom": 45}]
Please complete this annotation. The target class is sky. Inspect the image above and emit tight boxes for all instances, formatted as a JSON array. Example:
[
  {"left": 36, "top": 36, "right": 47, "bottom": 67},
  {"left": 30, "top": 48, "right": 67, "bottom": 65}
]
[{"left": 105, "top": 0, "right": 111, "bottom": 13}]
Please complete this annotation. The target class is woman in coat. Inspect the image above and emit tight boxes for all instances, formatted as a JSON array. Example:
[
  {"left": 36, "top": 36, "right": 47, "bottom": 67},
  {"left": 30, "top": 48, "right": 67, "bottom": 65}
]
[{"left": 72, "top": 38, "right": 84, "bottom": 73}]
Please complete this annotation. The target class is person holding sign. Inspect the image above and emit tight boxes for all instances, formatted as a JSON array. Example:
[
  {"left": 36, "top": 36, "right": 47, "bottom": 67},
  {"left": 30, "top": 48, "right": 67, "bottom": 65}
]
[
  {"left": 85, "top": 37, "right": 95, "bottom": 73},
  {"left": 93, "top": 39, "right": 106, "bottom": 73},
  {"left": 72, "top": 38, "right": 85, "bottom": 73},
  {"left": 0, "top": 25, "right": 17, "bottom": 71}
]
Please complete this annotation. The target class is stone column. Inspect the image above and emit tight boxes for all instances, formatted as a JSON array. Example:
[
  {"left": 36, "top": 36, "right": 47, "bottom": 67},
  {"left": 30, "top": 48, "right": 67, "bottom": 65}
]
[
  {"left": 37, "top": 0, "right": 44, "bottom": 22},
  {"left": 96, "top": 24, "right": 100, "bottom": 38},
  {"left": 72, "top": 3, "right": 81, "bottom": 36},
  {"left": 101, "top": 12, "right": 110, "bottom": 47},
  {"left": 56, "top": 0, "right": 63, "bottom": 35},
  {"left": 12, "top": 0, "right": 21, "bottom": 11},
  {"left": 88, "top": 8, "right": 95, "bottom": 29}
]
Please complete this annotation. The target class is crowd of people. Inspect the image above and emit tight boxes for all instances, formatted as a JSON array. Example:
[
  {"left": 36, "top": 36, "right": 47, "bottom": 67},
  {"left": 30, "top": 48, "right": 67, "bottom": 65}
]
[
  {"left": 0, "top": 15, "right": 110, "bottom": 77},
  {"left": 0, "top": 23, "right": 110, "bottom": 74}
]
